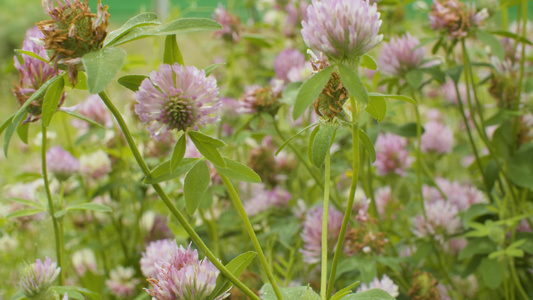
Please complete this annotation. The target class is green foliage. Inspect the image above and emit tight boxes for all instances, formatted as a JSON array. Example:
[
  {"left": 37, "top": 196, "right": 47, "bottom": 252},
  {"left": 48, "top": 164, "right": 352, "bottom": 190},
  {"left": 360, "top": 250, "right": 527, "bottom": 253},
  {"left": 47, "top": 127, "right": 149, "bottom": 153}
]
[
  {"left": 184, "top": 160, "right": 210, "bottom": 215},
  {"left": 42, "top": 76, "right": 64, "bottom": 127},
  {"left": 213, "top": 158, "right": 262, "bottom": 183},
  {"left": 208, "top": 252, "right": 257, "bottom": 300},
  {"left": 163, "top": 34, "right": 184, "bottom": 65},
  {"left": 82, "top": 47, "right": 127, "bottom": 94},
  {"left": 338, "top": 64, "right": 368, "bottom": 105},
  {"left": 170, "top": 134, "right": 187, "bottom": 172},
  {"left": 293, "top": 66, "right": 335, "bottom": 120},
  {"left": 311, "top": 124, "right": 336, "bottom": 167}
]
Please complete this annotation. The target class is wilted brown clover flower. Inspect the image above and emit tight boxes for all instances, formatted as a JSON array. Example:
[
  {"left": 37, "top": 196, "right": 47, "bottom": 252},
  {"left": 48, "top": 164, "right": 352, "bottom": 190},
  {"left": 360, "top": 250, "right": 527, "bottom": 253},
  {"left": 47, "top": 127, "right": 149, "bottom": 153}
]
[
  {"left": 37, "top": 0, "right": 110, "bottom": 85},
  {"left": 408, "top": 272, "right": 441, "bottom": 300},
  {"left": 429, "top": 0, "right": 488, "bottom": 39},
  {"left": 308, "top": 51, "right": 349, "bottom": 121}
]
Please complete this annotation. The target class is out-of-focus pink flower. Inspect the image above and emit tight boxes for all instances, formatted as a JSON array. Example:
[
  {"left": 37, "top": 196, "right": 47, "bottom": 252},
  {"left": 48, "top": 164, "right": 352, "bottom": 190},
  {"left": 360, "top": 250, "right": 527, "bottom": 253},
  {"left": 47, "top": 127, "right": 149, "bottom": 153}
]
[
  {"left": 79, "top": 150, "right": 112, "bottom": 180},
  {"left": 72, "top": 249, "right": 97, "bottom": 277},
  {"left": 140, "top": 239, "right": 174, "bottom": 279},
  {"left": 106, "top": 266, "right": 139, "bottom": 298},
  {"left": 134, "top": 64, "right": 220, "bottom": 139},
  {"left": 378, "top": 32, "right": 426, "bottom": 77},
  {"left": 20, "top": 257, "right": 61, "bottom": 297},
  {"left": 429, "top": 0, "right": 488, "bottom": 39},
  {"left": 374, "top": 133, "right": 413, "bottom": 176},
  {"left": 412, "top": 199, "right": 461, "bottom": 237},
  {"left": 212, "top": 4, "right": 242, "bottom": 43},
  {"left": 145, "top": 242, "right": 229, "bottom": 300},
  {"left": 301, "top": 0, "right": 383, "bottom": 62},
  {"left": 420, "top": 121, "right": 454, "bottom": 154},
  {"left": 424, "top": 178, "right": 486, "bottom": 211},
  {"left": 72, "top": 95, "right": 113, "bottom": 131},
  {"left": 243, "top": 183, "right": 291, "bottom": 216},
  {"left": 46, "top": 146, "right": 79, "bottom": 181},
  {"left": 300, "top": 205, "right": 344, "bottom": 264},
  {"left": 274, "top": 48, "right": 308, "bottom": 83},
  {"left": 357, "top": 274, "right": 399, "bottom": 298}
]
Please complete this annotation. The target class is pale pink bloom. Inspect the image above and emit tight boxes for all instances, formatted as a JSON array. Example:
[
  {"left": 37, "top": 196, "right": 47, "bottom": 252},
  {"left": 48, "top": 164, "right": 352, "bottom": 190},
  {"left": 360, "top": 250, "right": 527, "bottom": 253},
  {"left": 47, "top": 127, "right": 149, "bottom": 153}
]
[
  {"left": 517, "top": 218, "right": 532, "bottom": 232},
  {"left": 374, "top": 133, "right": 413, "bottom": 176},
  {"left": 135, "top": 64, "right": 220, "bottom": 139},
  {"left": 442, "top": 79, "right": 470, "bottom": 104},
  {"left": 420, "top": 121, "right": 454, "bottom": 154},
  {"left": 274, "top": 48, "right": 308, "bottom": 83},
  {"left": 425, "top": 108, "right": 442, "bottom": 123},
  {"left": 72, "top": 94, "right": 113, "bottom": 130},
  {"left": 447, "top": 237, "right": 467, "bottom": 255},
  {"left": 300, "top": 205, "right": 344, "bottom": 264},
  {"left": 357, "top": 274, "right": 399, "bottom": 298},
  {"left": 140, "top": 239, "right": 174, "bottom": 279},
  {"left": 425, "top": 178, "right": 486, "bottom": 211},
  {"left": 46, "top": 145, "right": 79, "bottom": 181},
  {"left": 429, "top": 0, "right": 488, "bottom": 39},
  {"left": 72, "top": 249, "right": 97, "bottom": 277},
  {"left": 145, "top": 242, "right": 229, "bottom": 300},
  {"left": 243, "top": 183, "right": 291, "bottom": 216},
  {"left": 79, "top": 150, "right": 112, "bottom": 179},
  {"left": 412, "top": 199, "right": 461, "bottom": 237},
  {"left": 378, "top": 32, "right": 426, "bottom": 77},
  {"left": 106, "top": 266, "right": 139, "bottom": 298},
  {"left": 20, "top": 257, "right": 61, "bottom": 297},
  {"left": 301, "top": 0, "right": 383, "bottom": 61},
  {"left": 212, "top": 4, "right": 242, "bottom": 43}
]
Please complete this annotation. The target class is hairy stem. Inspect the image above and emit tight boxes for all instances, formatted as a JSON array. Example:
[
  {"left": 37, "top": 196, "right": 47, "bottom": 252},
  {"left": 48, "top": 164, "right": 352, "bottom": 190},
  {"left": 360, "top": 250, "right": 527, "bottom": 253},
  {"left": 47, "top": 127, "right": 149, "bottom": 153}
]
[{"left": 321, "top": 151, "right": 332, "bottom": 300}]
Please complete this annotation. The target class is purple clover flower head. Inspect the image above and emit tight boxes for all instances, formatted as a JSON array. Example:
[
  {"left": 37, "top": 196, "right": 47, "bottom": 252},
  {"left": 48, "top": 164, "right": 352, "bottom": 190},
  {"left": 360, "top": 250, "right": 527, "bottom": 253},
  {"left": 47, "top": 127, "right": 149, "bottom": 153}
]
[
  {"left": 243, "top": 183, "right": 291, "bottom": 216},
  {"left": 46, "top": 145, "right": 79, "bottom": 181},
  {"left": 13, "top": 26, "right": 62, "bottom": 122},
  {"left": 146, "top": 242, "right": 228, "bottom": 300},
  {"left": 420, "top": 121, "right": 454, "bottom": 154},
  {"left": 20, "top": 257, "right": 61, "bottom": 297},
  {"left": 301, "top": 0, "right": 383, "bottom": 63},
  {"left": 274, "top": 48, "right": 308, "bottom": 83},
  {"left": 378, "top": 32, "right": 426, "bottom": 77},
  {"left": 374, "top": 133, "right": 413, "bottom": 176},
  {"left": 140, "top": 239, "right": 174, "bottom": 279},
  {"left": 135, "top": 64, "right": 220, "bottom": 139},
  {"left": 106, "top": 266, "right": 139, "bottom": 298},
  {"left": 357, "top": 274, "right": 399, "bottom": 298},
  {"left": 300, "top": 205, "right": 344, "bottom": 264},
  {"left": 374, "top": 186, "right": 392, "bottom": 216},
  {"left": 212, "top": 4, "right": 242, "bottom": 43}
]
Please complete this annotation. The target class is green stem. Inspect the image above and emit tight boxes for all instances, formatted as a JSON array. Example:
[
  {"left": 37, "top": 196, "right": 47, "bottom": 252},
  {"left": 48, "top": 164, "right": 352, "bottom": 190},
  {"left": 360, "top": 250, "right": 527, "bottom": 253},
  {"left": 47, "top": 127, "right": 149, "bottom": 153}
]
[
  {"left": 412, "top": 94, "right": 427, "bottom": 220},
  {"left": 512, "top": 0, "right": 529, "bottom": 144},
  {"left": 326, "top": 101, "right": 360, "bottom": 299},
  {"left": 41, "top": 125, "right": 65, "bottom": 285},
  {"left": 219, "top": 174, "right": 283, "bottom": 300},
  {"left": 98, "top": 91, "right": 260, "bottom": 300},
  {"left": 510, "top": 257, "right": 528, "bottom": 300},
  {"left": 321, "top": 151, "right": 332, "bottom": 300}
]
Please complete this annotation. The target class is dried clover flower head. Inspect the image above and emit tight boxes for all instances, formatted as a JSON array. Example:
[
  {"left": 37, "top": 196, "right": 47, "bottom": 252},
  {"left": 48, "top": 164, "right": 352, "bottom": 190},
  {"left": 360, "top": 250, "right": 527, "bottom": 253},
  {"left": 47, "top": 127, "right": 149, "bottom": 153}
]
[{"left": 37, "top": 0, "right": 110, "bottom": 85}]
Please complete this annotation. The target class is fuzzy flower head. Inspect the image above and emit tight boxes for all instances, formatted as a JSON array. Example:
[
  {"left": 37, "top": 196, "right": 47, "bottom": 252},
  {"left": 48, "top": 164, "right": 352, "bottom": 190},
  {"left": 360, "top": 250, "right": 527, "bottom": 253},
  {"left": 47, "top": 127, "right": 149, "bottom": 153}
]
[
  {"left": 146, "top": 242, "right": 228, "bottom": 300},
  {"left": 140, "top": 239, "right": 175, "bottom": 279},
  {"left": 79, "top": 150, "right": 112, "bottom": 179},
  {"left": 46, "top": 145, "right": 79, "bottom": 181},
  {"left": 429, "top": 0, "right": 488, "bottom": 39},
  {"left": 274, "top": 48, "right": 309, "bottom": 83},
  {"left": 300, "top": 205, "right": 344, "bottom": 264},
  {"left": 106, "top": 266, "right": 139, "bottom": 298},
  {"left": 238, "top": 84, "right": 282, "bottom": 116},
  {"left": 135, "top": 64, "right": 220, "bottom": 139},
  {"left": 72, "top": 249, "right": 97, "bottom": 276},
  {"left": 412, "top": 199, "right": 461, "bottom": 238},
  {"left": 301, "top": 0, "right": 383, "bottom": 63},
  {"left": 20, "top": 257, "right": 61, "bottom": 298},
  {"left": 374, "top": 133, "right": 413, "bottom": 176},
  {"left": 378, "top": 32, "right": 426, "bottom": 77},
  {"left": 37, "top": 0, "right": 110, "bottom": 85},
  {"left": 357, "top": 274, "right": 399, "bottom": 298},
  {"left": 420, "top": 121, "right": 454, "bottom": 154},
  {"left": 212, "top": 4, "right": 242, "bottom": 43},
  {"left": 13, "top": 26, "right": 63, "bottom": 122}
]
